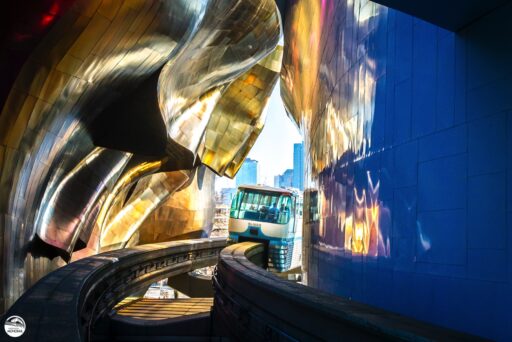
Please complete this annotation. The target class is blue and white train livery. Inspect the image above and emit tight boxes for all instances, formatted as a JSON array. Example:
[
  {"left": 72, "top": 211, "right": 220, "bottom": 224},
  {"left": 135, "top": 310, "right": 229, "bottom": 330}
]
[{"left": 228, "top": 185, "right": 302, "bottom": 272}]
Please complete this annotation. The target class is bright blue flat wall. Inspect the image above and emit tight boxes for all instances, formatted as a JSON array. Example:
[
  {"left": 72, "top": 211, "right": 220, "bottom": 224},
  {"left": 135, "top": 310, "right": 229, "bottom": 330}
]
[{"left": 295, "top": 1, "right": 512, "bottom": 340}]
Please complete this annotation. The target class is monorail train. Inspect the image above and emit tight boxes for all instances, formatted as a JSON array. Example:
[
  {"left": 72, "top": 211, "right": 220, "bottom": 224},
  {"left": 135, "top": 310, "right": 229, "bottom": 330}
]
[{"left": 228, "top": 185, "right": 302, "bottom": 272}]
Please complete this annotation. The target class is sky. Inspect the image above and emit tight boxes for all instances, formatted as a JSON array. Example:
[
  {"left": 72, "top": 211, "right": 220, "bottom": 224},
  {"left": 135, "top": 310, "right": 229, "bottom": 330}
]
[{"left": 215, "top": 81, "right": 303, "bottom": 190}]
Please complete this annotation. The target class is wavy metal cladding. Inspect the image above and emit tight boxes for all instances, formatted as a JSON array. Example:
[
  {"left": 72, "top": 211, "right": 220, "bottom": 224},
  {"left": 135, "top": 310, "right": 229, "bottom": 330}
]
[
  {"left": 133, "top": 165, "right": 216, "bottom": 245},
  {"left": 158, "top": 0, "right": 281, "bottom": 163},
  {"left": 202, "top": 46, "right": 283, "bottom": 178},
  {"left": 34, "top": 147, "right": 131, "bottom": 254},
  {"left": 97, "top": 165, "right": 215, "bottom": 253},
  {"left": 0, "top": 0, "right": 201, "bottom": 311},
  {"left": 99, "top": 169, "right": 192, "bottom": 252},
  {"left": 0, "top": 0, "right": 281, "bottom": 312}
]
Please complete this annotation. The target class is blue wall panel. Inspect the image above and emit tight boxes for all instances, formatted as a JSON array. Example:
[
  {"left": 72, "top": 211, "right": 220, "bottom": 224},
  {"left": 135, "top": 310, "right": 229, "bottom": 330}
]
[
  {"left": 418, "top": 154, "right": 466, "bottom": 211},
  {"left": 282, "top": 0, "right": 512, "bottom": 339}
]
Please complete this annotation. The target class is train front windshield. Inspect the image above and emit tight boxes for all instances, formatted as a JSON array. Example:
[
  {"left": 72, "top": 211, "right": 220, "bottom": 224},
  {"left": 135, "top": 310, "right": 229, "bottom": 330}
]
[{"left": 230, "top": 189, "right": 294, "bottom": 224}]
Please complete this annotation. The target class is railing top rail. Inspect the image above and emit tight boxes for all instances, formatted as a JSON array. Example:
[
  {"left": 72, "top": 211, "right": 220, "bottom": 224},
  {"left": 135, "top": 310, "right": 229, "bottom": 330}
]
[
  {"left": 214, "top": 242, "right": 484, "bottom": 341},
  {"left": 2, "top": 238, "right": 226, "bottom": 342}
]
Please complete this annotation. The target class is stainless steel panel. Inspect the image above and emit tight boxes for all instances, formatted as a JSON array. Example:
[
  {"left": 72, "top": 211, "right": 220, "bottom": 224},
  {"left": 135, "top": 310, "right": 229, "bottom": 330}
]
[{"left": 0, "top": 0, "right": 282, "bottom": 311}]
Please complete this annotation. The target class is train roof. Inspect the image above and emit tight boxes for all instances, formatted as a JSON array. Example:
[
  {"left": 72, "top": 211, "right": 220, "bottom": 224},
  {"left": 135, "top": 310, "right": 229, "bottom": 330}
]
[{"left": 237, "top": 184, "right": 299, "bottom": 195}]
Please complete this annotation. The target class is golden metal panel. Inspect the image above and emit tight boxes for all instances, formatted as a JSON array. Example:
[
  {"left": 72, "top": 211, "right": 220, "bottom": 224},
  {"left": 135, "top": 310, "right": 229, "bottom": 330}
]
[
  {"left": 0, "top": 0, "right": 282, "bottom": 312},
  {"left": 158, "top": 0, "right": 280, "bottom": 164},
  {"left": 73, "top": 0, "right": 103, "bottom": 18},
  {"left": 100, "top": 169, "right": 191, "bottom": 251},
  {"left": 39, "top": 69, "right": 73, "bottom": 105},
  {"left": 69, "top": 14, "right": 112, "bottom": 60},
  {"left": 135, "top": 166, "right": 215, "bottom": 246},
  {"left": 56, "top": 54, "right": 84, "bottom": 76},
  {"left": 97, "top": 0, "right": 123, "bottom": 21},
  {"left": 201, "top": 46, "right": 282, "bottom": 177}
]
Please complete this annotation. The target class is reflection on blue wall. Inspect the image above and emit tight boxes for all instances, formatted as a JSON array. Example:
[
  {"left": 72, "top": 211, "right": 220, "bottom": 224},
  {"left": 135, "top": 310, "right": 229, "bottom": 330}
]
[{"left": 281, "top": 0, "right": 512, "bottom": 340}]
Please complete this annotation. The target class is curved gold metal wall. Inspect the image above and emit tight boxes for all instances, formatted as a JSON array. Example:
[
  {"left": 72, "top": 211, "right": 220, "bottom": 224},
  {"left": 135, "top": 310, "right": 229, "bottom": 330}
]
[
  {"left": 99, "top": 169, "right": 191, "bottom": 252},
  {"left": 0, "top": 0, "right": 282, "bottom": 311},
  {"left": 203, "top": 46, "right": 283, "bottom": 177},
  {"left": 131, "top": 166, "right": 216, "bottom": 246}
]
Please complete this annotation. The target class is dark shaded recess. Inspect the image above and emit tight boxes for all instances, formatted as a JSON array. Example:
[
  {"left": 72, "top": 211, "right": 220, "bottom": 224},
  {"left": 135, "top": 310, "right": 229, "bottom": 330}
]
[
  {"left": 274, "top": 0, "right": 289, "bottom": 25},
  {"left": 162, "top": 140, "right": 198, "bottom": 172},
  {"left": 89, "top": 69, "right": 199, "bottom": 172},
  {"left": 168, "top": 272, "right": 214, "bottom": 297},
  {"left": 0, "top": 0, "right": 76, "bottom": 110},
  {"left": 73, "top": 236, "right": 87, "bottom": 252},
  {"left": 24, "top": 234, "right": 70, "bottom": 262},
  {"left": 370, "top": 0, "right": 510, "bottom": 31},
  {"left": 88, "top": 70, "right": 168, "bottom": 157},
  {"left": 123, "top": 182, "right": 138, "bottom": 206}
]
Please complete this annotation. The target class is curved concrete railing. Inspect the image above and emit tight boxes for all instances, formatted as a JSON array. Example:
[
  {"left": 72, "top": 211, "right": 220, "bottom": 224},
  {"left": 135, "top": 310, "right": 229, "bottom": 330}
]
[
  {"left": 213, "top": 242, "right": 484, "bottom": 341},
  {"left": 1, "top": 238, "right": 226, "bottom": 342}
]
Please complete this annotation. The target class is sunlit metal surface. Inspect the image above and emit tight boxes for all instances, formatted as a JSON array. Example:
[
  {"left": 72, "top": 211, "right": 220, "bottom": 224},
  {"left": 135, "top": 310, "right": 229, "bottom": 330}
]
[
  {"left": 281, "top": 0, "right": 390, "bottom": 259},
  {"left": 35, "top": 147, "right": 131, "bottom": 255},
  {"left": 0, "top": 0, "right": 200, "bottom": 311},
  {"left": 70, "top": 159, "right": 166, "bottom": 261},
  {"left": 134, "top": 166, "right": 216, "bottom": 245},
  {"left": 0, "top": 0, "right": 282, "bottom": 311},
  {"left": 158, "top": 0, "right": 281, "bottom": 163},
  {"left": 99, "top": 169, "right": 191, "bottom": 252},
  {"left": 202, "top": 46, "right": 283, "bottom": 177}
]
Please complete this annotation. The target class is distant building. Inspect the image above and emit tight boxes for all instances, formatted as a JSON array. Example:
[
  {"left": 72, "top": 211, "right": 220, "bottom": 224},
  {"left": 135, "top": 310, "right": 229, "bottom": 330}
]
[
  {"left": 282, "top": 169, "right": 294, "bottom": 187},
  {"left": 212, "top": 187, "right": 235, "bottom": 238},
  {"left": 274, "top": 168, "right": 293, "bottom": 188},
  {"left": 273, "top": 175, "right": 281, "bottom": 188},
  {"left": 219, "top": 187, "right": 237, "bottom": 206},
  {"left": 235, "top": 158, "right": 258, "bottom": 186},
  {"left": 292, "top": 142, "right": 304, "bottom": 190}
]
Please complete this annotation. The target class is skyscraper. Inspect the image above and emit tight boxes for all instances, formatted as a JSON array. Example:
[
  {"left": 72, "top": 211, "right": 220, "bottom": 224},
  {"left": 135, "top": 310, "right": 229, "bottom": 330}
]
[
  {"left": 273, "top": 175, "right": 281, "bottom": 188},
  {"left": 292, "top": 142, "right": 304, "bottom": 190},
  {"left": 274, "top": 169, "right": 294, "bottom": 188},
  {"left": 235, "top": 158, "right": 258, "bottom": 186}
]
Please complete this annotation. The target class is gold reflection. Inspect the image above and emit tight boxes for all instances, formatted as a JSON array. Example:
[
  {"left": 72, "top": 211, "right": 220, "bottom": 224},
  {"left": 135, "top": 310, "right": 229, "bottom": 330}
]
[
  {"left": 281, "top": 0, "right": 380, "bottom": 175},
  {"left": 280, "top": 0, "right": 322, "bottom": 133},
  {"left": 202, "top": 46, "right": 283, "bottom": 177},
  {"left": 0, "top": 0, "right": 282, "bottom": 311},
  {"left": 134, "top": 166, "right": 216, "bottom": 245},
  {"left": 282, "top": 0, "right": 389, "bottom": 259},
  {"left": 0, "top": 0, "right": 202, "bottom": 309},
  {"left": 158, "top": 0, "right": 281, "bottom": 170},
  {"left": 100, "top": 170, "right": 190, "bottom": 251},
  {"left": 97, "top": 160, "right": 164, "bottom": 241}
]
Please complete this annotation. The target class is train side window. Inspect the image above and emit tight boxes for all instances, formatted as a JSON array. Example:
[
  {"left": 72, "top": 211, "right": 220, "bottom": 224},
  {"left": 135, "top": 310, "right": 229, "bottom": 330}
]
[
  {"left": 239, "top": 192, "right": 262, "bottom": 220},
  {"left": 230, "top": 190, "right": 244, "bottom": 219},
  {"left": 275, "top": 195, "right": 292, "bottom": 225}
]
